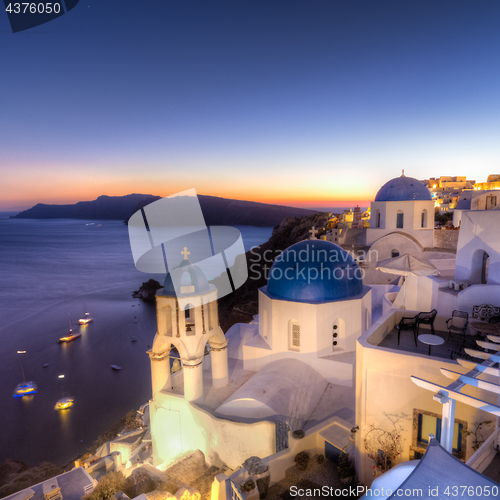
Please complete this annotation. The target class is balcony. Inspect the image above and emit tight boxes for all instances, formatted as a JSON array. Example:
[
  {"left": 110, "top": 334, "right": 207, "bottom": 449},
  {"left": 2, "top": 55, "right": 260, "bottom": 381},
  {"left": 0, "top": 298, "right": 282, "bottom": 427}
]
[{"left": 365, "top": 309, "right": 490, "bottom": 361}]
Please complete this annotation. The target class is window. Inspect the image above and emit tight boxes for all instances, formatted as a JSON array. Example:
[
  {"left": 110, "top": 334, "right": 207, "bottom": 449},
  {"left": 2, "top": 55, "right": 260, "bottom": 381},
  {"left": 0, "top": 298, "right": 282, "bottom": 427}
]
[
  {"left": 289, "top": 320, "right": 300, "bottom": 351},
  {"left": 185, "top": 303, "right": 195, "bottom": 335},
  {"left": 412, "top": 409, "right": 466, "bottom": 460},
  {"left": 396, "top": 211, "right": 404, "bottom": 229},
  {"left": 376, "top": 210, "right": 381, "bottom": 228},
  {"left": 418, "top": 414, "right": 462, "bottom": 451},
  {"left": 421, "top": 210, "right": 427, "bottom": 228},
  {"left": 391, "top": 249, "right": 400, "bottom": 258}
]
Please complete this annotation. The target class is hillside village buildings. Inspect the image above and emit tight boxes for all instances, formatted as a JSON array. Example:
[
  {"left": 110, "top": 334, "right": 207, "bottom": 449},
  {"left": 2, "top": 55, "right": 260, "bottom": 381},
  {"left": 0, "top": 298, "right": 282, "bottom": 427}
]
[
  {"left": 5, "top": 175, "right": 500, "bottom": 500},
  {"left": 423, "top": 176, "right": 475, "bottom": 213},
  {"left": 474, "top": 174, "right": 500, "bottom": 192}
]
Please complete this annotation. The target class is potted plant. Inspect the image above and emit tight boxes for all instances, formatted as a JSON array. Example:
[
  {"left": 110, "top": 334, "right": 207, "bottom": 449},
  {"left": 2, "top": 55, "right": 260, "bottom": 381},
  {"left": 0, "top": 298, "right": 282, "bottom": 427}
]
[
  {"left": 241, "top": 479, "right": 255, "bottom": 493},
  {"left": 294, "top": 451, "right": 309, "bottom": 471},
  {"left": 337, "top": 448, "right": 355, "bottom": 484}
]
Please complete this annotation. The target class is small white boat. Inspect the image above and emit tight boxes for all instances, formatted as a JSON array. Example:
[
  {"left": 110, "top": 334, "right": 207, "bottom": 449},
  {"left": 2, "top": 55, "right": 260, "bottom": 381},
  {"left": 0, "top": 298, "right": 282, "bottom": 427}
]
[
  {"left": 59, "top": 315, "right": 81, "bottom": 343},
  {"left": 58, "top": 332, "right": 81, "bottom": 343},
  {"left": 54, "top": 396, "right": 74, "bottom": 410},
  {"left": 14, "top": 351, "right": 37, "bottom": 397},
  {"left": 111, "top": 365, "right": 122, "bottom": 371},
  {"left": 13, "top": 381, "right": 37, "bottom": 398},
  {"left": 79, "top": 310, "right": 93, "bottom": 325}
]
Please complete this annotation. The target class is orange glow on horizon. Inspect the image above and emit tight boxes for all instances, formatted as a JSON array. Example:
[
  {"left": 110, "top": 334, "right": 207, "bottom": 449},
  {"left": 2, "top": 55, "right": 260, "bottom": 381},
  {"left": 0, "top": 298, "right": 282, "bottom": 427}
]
[
  {"left": 2, "top": 189, "right": 373, "bottom": 211},
  {"left": 1, "top": 167, "right": 379, "bottom": 211}
]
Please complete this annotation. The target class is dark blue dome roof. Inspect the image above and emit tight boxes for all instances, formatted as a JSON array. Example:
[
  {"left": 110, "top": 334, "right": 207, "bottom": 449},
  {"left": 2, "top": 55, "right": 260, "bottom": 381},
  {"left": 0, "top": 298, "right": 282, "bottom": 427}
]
[
  {"left": 163, "top": 259, "right": 210, "bottom": 296},
  {"left": 375, "top": 175, "right": 432, "bottom": 202},
  {"left": 267, "top": 240, "right": 363, "bottom": 303}
]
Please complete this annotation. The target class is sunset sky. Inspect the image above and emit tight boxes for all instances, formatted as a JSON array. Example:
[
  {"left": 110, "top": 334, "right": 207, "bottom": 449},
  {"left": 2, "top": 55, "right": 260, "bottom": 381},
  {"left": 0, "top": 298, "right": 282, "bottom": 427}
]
[{"left": 1, "top": 0, "right": 500, "bottom": 211}]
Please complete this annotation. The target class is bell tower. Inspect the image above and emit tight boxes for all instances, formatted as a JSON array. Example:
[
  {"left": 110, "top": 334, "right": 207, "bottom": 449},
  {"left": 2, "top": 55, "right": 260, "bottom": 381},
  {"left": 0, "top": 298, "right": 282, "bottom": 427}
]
[{"left": 148, "top": 248, "right": 228, "bottom": 402}]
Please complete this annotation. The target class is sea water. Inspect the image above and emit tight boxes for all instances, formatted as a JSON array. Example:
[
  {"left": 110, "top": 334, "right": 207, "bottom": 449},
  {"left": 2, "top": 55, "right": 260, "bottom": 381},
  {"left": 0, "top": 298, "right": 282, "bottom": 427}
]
[{"left": 0, "top": 215, "right": 272, "bottom": 465}]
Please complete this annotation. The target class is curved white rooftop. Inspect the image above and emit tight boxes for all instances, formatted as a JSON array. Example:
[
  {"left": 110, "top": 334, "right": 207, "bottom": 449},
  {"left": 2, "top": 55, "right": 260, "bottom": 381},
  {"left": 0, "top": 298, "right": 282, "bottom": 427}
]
[{"left": 215, "top": 358, "right": 328, "bottom": 423}]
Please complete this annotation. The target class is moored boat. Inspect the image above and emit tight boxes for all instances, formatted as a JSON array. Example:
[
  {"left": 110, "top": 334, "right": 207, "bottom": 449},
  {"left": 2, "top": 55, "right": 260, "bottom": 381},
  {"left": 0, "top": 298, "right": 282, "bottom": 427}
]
[
  {"left": 58, "top": 332, "right": 81, "bottom": 343},
  {"left": 59, "top": 315, "right": 80, "bottom": 343},
  {"left": 13, "top": 381, "right": 37, "bottom": 398},
  {"left": 78, "top": 310, "right": 93, "bottom": 325},
  {"left": 111, "top": 365, "right": 122, "bottom": 371},
  {"left": 54, "top": 396, "right": 74, "bottom": 410},
  {"left": 14, "top": 351, "right": 37, "bottom": 397}
]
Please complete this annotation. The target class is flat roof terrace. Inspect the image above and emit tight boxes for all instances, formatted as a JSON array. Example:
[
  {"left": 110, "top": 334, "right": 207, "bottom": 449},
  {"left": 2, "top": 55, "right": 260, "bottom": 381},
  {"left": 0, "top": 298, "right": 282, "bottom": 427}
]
[
  {"left": 364, "top": 309, "right": 487, "bottom": 362},
  {"left": 378, "top": 326, "right": 457, "bottom": 360}
]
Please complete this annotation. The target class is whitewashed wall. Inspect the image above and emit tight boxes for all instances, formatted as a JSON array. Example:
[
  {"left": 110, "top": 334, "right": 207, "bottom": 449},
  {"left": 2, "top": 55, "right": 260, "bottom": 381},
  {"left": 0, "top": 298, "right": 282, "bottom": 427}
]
[
  {"left": 150, "top": 392, "right": 275, "bottom": 469},
  {"left": 247, "top": 287, "right": 372, "bottom": 386},
  {"left": 367, "top": 200, "right": 435, "bottom": 248},
  {"left": 356, "top": 310, "right": 495, "bottom": 487},
  {"left": 454, "top": 211, "right": 500, "bottom": 285}
]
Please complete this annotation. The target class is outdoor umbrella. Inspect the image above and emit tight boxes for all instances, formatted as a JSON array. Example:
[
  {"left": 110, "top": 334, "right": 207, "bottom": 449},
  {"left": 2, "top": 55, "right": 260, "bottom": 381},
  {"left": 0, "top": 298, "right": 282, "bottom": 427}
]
[
  {"left": 376, "top": 254, "right": 439, "bottom": 313},
  {"left": 361, "top": 437, "right": 499, "bottom": 499}
]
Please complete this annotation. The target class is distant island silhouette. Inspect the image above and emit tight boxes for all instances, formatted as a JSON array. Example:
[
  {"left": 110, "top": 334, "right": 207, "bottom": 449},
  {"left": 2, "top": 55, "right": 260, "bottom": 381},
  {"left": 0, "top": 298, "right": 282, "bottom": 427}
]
[{"left": 12, "top": 193, "right": 318, "bottom": 227}]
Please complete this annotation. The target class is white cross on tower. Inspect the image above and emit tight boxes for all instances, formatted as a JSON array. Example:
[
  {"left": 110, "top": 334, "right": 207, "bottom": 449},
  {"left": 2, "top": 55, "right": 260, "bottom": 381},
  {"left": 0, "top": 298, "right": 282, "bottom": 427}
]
[
  {"left": 181, "top": 247, "right": 191, "bottom": 260},
  {"left": 309, "top": 226, "right": 318, "bottom": 240}
]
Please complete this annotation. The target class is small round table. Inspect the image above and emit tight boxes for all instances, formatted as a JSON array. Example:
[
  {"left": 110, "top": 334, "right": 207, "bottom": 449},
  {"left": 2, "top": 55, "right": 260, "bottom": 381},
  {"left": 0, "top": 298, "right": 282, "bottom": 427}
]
[{"left": 418, "top": 334, "right": 445, "bottom": 356}]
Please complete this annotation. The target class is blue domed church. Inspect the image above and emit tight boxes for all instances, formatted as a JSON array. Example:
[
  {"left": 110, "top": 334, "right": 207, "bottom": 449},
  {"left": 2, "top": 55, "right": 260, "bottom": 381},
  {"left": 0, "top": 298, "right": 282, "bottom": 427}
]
[
  {"left": 241, "top": 239, "right": 372, "bottom": 386},
  {"left": 366, "top": 172, "right": 435, "bottom": 249},
  {"left": 147, "top": 239, "right": 371, "bottom": 471}
]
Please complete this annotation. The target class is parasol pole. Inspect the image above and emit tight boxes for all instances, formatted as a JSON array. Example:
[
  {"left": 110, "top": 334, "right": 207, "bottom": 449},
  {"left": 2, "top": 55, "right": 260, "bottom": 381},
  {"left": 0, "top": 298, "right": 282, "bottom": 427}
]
[{"left": 403, "top": 276, "right": 407, "bottom": 316}]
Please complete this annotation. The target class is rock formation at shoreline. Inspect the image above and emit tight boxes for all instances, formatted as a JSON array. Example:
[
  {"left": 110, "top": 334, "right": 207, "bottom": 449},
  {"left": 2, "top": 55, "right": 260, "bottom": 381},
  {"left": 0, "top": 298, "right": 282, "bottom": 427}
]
[
  {"left": 0, "top": 460, "right": 63, "bottom": 499},
  {"left": 132, "top": 279, "right": 163, "bottom": 302}
]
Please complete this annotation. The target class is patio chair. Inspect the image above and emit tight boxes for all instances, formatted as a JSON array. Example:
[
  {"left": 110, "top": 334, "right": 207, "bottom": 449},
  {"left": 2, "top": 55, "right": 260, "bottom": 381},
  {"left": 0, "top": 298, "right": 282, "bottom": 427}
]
[
  {"left": 446, "top": 310, "right": 468, "bottom": 349},
  {"left": 417, "top": 309, "right": 437, "bottom": 335},
  {"left": 396, "top": 314, "right": 419, "bottom": 346}
]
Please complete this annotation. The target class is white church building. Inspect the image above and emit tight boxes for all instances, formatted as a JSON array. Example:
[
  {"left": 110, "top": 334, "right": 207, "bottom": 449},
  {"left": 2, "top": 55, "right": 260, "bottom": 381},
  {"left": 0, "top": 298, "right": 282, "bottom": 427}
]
[
  {"left": 330, "top": 173, "right": 457, "bottom": 287},
  {"left": 146, "top": 177, "right": 500, "bottom": 497},
  {"left": 148, "top": 238, "right": 372, "bottom": 472},
  {"left": 366, "top": 172, "right": 435, "bottom": 249}
]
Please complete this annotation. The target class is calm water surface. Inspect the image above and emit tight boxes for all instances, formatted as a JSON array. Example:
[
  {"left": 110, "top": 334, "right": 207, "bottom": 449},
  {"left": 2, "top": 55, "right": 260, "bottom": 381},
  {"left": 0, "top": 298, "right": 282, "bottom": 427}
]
[{"left": 0, "top": 215, "right": 272, "bottom": 465}]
